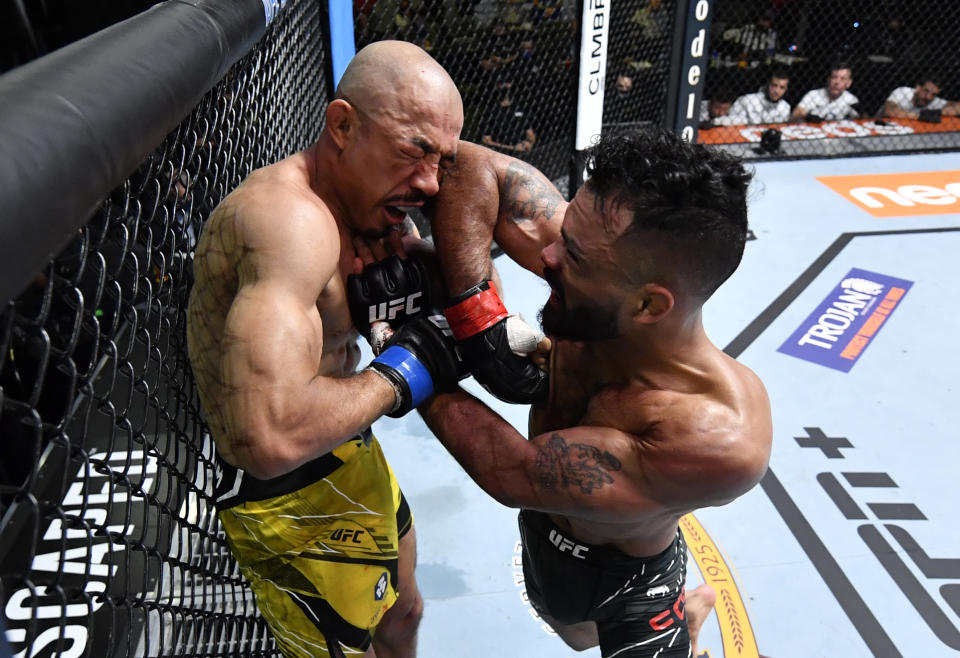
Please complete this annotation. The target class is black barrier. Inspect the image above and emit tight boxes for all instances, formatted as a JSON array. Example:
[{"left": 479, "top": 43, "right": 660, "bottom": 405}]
[
  {"left": 0, "top": 0, "right": 325, "bottom": 655},
  {"left": 0, "top": 0, "right": 266, "bottom": 307}
]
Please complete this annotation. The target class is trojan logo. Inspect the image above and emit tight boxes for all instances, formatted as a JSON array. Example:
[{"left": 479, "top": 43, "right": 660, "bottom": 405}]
[
  {"left": 817, "top": 170, "right": 960, "bottom": 217},
  {"left": 778, "top": 267, "right": 913, "bottom": 372},
  {"left": 368, "top": 293, "right": 422, "bottom": 323}
]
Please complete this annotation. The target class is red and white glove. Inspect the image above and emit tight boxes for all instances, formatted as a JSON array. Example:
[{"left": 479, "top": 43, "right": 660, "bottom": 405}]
[{"left": 444, "top": 280, "right": 548, "bottom": 404}]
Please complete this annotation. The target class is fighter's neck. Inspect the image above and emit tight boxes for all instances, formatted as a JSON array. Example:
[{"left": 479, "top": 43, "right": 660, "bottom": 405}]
[
  {"left": 304, "top": 138, "right": 354, "bottom": 232},
  {"left": 575, "top": 317, "right": 714, "bottom": 387}
]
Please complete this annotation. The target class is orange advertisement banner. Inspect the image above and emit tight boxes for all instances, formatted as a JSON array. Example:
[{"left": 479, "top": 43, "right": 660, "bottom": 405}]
[
  {"left": 697, "top": 116, "right": 960, "bottom": 145},
  {"left": 815, "top": 170, "right": 960, "bottom": 217}
]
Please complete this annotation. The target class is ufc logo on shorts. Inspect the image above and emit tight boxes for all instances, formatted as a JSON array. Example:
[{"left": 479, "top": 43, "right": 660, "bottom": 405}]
[
  {"left": 368, "top": 292, "right": 422, "bottom": 322},
  {"left": 549, "top": 529, "right": 589, "bottom": 559}
]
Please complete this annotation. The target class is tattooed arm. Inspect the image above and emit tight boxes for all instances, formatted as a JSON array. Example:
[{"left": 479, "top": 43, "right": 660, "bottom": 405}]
[
  {"left": 431, "top": 141, "right": 566, "bottom": 296},
  {"left": 419, "top": 390, "right": 677, "bottom": 521}
]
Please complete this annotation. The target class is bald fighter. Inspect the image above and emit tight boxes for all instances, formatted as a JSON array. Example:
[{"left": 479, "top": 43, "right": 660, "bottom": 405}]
[
  {"left": 187, "top": 41, "right": 464, "bottom": 658},
  {"left": 419, "top": 129, "right": 773, "bottom": 657}
]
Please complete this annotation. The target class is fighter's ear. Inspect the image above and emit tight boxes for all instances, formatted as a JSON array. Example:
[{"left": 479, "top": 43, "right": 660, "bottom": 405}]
[
  {"left": 632, "top": 283, "right": 674, "bottom": 324},
  {"left": 326, "top": 99, "right": 356, "bottom": 150}
]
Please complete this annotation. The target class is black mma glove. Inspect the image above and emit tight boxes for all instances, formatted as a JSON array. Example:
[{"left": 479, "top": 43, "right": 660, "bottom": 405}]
[
  {"left": 348, "top": 254, "right": 431, "bottom": 340},
  {"left": 805, "top": 113, "right": 824, "bottom": 123},
  {"left": 444, "top": 280, "right": 548, "bottom": 404},
  {"left": 918, "top": 108, "right": 942, "bottom": 123},
  {"left": 367, "top": 314, "right": 467, "bottom": 418},
  {"left": 698, "top": 120, "right": 715, "bottom": 130}
]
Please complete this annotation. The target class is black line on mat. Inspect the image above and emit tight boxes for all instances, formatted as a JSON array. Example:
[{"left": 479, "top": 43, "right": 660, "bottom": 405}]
[{"left": 725, "top": 225, "right": 960, "bottom": 656}]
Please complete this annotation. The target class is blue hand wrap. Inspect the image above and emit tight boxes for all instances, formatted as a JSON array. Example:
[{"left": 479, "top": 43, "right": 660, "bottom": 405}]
[{"left": 373, "top": 345, "right": 434, "bottom": 408}]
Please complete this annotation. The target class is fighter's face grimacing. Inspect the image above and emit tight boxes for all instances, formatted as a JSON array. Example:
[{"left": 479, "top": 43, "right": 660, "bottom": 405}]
[
  {"left": 338, "top": 91, "right": 462, "bottom": 239},
  {"left": 538, "top": 186, "right": 634, "bottom": 342}
]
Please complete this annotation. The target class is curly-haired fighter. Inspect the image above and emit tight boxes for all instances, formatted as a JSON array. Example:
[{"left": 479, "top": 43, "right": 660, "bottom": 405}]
[{"left": 421, "top": 129, "right": 773, "bottom": 657}]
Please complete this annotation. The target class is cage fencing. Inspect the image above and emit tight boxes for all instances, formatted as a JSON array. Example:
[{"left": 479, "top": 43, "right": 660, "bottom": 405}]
[
  {"left": 698, "top": 0, "right": 960, "bottom": 159},
  {"left": 603, "top": 0, "right": 677, "bottom": 132},
  {"left": 0, "top": 1, "right": 325, "bottom": 656},
  {"left": 355, "top": 0, "right": 581, "bottom": 184}
]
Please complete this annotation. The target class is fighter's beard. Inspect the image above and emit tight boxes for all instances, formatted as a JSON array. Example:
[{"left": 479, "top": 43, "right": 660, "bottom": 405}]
[{"left": 538, "top": 300, "right": 619, "bottom": 341}]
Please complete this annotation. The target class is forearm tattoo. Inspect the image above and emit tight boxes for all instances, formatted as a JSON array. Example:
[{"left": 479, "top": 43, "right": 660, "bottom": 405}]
[
  {"left": 501, "top": 161, "right": 564, "bottom": 226},
  {"left": 535, "top": 433, "right": 622, "bottom": 494}
]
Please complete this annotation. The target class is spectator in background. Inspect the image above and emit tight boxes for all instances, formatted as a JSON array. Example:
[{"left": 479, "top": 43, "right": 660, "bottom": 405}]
[
  {"left": 882, "top": 76, "right": 960, "bottom": 122},
  {"left": 699, "top": 86, "right": 736, "bottom": 128},
  {"left": 721, "top": 10, "right": 778, "bottom": 65},
  {"left": 790, "top": 62, "right": 860, "bottom": 122},
  {"left": 720, "top": 69, "right": 791, "bottom": 125},
  {"left": 481, "top": 82, "right": 536, "bottom": 154},
  {"left": 630, "top": 0, "right": 670, "bottom": 43},
  {"left": 509, "top": 38, "right": 544, "bottom": 88},
  {"left": 478, "top": 19, "right": 519, "bottom": 77},
  {"left": 606, "top": 71, "right": 643, "bottom": 124},
  {"left": 532, "top": 0, "right": 562, "bottom": 24}
]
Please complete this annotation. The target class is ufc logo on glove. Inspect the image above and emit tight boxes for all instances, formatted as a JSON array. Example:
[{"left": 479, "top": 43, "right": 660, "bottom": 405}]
[{"left": 368, "top": 292, "right": 423, "bottom": 323}]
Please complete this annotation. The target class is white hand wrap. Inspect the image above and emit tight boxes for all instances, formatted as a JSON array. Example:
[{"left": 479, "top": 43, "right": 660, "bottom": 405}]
[{"left": 504, "top": 314, "right": 546, "bottom": 356}]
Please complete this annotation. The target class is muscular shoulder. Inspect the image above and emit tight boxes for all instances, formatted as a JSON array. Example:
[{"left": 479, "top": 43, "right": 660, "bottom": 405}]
[
  {"left": 204, "top": 159, "right": 340, "bottom": 296},
  {"left": 588, "top": 376, "right": 771, "bottom": 506}
]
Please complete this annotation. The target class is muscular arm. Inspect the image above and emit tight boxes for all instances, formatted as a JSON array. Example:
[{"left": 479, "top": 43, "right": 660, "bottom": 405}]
[
  {"left": 213, "top": 190, "right": 396, "bottom": 479},
  {"left": 431, "top": 141, "right": 566, "bottom": 296},
  {"left": 420, "top": 391, "right": 670, "bottom": 521},
  {"left": 220, "top": 286, "right": 395, "bottom": 479}
]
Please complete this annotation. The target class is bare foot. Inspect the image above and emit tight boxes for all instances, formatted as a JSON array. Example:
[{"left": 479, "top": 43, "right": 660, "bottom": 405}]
[{"left": 686, "top": 584, "right": 717, "bottom": 657}]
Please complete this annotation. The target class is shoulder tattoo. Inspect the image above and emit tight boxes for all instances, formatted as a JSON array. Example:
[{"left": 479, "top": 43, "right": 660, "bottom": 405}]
[
  {"left": 501, "top": 161, "right": 564, "bottom": 225},
  {"left": 535, "top": 433, "right": 622, "bottom": 494}
]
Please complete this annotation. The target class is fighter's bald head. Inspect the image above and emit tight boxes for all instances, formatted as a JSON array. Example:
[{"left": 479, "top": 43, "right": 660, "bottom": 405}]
[{"left": 335, "top": 41, "right": 462, "bottom": 120}]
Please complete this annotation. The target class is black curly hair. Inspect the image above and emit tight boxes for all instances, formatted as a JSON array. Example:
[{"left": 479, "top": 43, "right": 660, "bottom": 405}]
[{"left": 584, "top": 128, "right": 753, "bottom": 301}]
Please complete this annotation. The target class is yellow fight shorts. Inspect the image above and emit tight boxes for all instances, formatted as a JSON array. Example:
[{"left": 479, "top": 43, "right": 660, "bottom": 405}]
[{"left": 214, "top": 429, "right": 412, "bottom": 657}]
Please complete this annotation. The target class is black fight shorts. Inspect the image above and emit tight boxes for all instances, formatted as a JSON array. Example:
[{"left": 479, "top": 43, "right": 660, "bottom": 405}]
[{"left": 519, "top": 509, "right": 690, "bottom": 658}]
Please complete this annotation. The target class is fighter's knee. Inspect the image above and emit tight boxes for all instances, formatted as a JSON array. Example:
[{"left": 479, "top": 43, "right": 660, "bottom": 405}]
[
  {"left": 378, "top": 589, "right": 423, "bottom": 641},
  {"left": 399, "top": 589, "right": 424, "bottom": 633}
]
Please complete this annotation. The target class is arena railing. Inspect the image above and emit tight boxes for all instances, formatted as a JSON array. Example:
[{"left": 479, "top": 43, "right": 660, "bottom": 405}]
[{"left": 0, "top": 0, "right": 326, "bottom": 655}]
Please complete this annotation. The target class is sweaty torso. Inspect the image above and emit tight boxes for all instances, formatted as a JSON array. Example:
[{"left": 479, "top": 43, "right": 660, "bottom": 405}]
[
  {"left": 186, "top": 157, "right": 362, "bottom": 466},
  {"left": 530, "top": 339, "right": 769, "bottom": 558}
]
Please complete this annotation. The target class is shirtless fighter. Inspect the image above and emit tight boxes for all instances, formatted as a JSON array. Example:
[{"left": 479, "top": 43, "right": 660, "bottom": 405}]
[
  {"left": 419, "top": 129, "right": 773, "bottom": 656},
  {"left": 186, "top": 41, "right": 464, "bottom": 658}
]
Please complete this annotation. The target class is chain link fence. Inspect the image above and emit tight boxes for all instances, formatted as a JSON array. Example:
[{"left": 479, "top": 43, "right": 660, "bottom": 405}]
[
  {"left": 4, "top": 0, "right": 958, "bottom": 656},
  {"left": 698, "top": 0, "right": 960, "bottom": 159},
  {"left": 0, "top": 2, "right": 325, "bottom": 655},
  {"left": 604, "top": 0, "right": 676, "bottom": 131}
]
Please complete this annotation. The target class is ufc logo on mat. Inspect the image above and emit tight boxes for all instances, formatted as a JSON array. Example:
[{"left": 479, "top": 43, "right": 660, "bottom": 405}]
[
  {"left": 368, "top": 293, "right": 422, "bottom": 323},
  {"left": 549, "top": 529, "right": 590, "bottom": 559}
]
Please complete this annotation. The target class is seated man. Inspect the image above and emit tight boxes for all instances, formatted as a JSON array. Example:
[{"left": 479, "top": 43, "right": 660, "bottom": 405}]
[
  {"left": 882, "top": 76, "right": 960, "bottom": 121},
  {"left": 716, "top": 69, "right": 791, "bottom": 125},
  {"left": 699, "top": 86, "right": 736, "bottom": 128},
  {"left": 408, "top": 129, "right": 773, "bottom": 657},
  {"left": 791, "top": 62, "right": 860, "bottom": 121}
]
